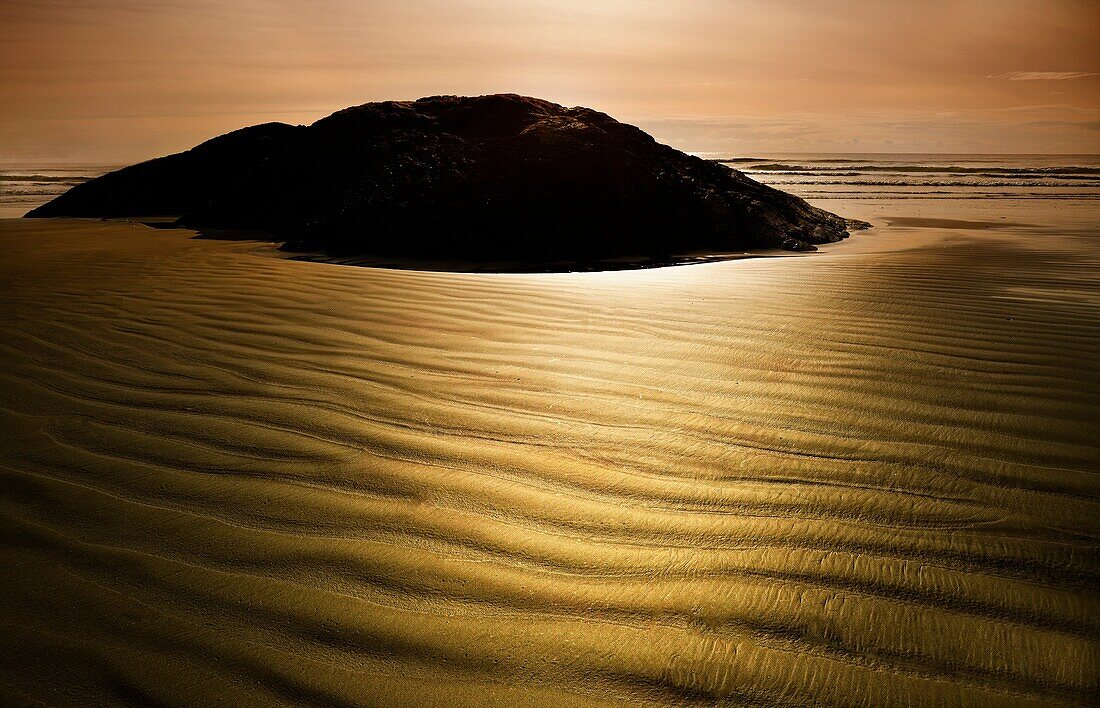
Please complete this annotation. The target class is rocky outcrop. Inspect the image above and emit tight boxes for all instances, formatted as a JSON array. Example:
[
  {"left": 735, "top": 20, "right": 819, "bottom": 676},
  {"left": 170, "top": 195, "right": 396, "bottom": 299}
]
[{"left": 27, "top": 94, "right": 867, "bottom": 263}]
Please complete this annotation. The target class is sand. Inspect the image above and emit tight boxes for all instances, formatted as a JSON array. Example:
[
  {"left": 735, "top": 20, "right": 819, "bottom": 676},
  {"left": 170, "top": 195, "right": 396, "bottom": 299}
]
[{"left": 0, "top": 199, "right": 1097, "bottom": 706}]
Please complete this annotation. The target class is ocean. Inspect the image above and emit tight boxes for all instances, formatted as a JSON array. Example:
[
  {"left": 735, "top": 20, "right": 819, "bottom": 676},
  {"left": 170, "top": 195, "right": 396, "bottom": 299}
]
[
  {"left": 0, "top": 162, "right": 121, "bottom": 219},
  {"left": 720, "top": 153, "right": 1100, "bottom": 201},
  {"left": 4, "top": 154, "right": 1099, "bottom": 219}
]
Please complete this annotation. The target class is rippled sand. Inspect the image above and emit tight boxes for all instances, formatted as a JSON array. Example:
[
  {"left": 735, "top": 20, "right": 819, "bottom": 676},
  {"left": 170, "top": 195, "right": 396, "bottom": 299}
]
[{"left": 1, "top": 200, "right": 1098, "bottom": 707}]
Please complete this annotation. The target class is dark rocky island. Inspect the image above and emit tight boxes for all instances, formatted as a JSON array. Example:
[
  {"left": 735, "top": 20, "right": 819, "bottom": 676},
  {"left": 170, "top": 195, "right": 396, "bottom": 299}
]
[{"left": 27, "top": 94, "right": 867, "bottom": 266}]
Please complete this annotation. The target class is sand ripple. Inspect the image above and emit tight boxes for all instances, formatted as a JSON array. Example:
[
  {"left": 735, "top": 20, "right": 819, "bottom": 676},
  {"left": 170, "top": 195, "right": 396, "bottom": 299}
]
[{"left": 1, "top": 205, "right": 1098, "bottom": 706}]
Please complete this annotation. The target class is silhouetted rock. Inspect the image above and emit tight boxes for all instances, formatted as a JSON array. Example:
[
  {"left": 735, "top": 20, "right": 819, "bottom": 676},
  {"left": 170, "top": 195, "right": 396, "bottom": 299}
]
[{"left": 27, "top": 94, "right": 868, "bottom": 263}]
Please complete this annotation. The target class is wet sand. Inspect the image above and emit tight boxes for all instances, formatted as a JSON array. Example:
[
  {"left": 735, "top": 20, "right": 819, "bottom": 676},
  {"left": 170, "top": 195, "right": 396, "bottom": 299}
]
[{"left": 0, "top": 199, "right": 1097, "bottom": 706}]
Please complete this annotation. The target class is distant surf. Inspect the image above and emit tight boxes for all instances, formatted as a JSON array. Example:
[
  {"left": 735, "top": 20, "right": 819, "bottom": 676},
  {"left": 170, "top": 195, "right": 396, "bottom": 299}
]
[
  {"left": 711, "top": 153, "right": 1100, "bottom": 200},
  {"left": 0, "top": 164, "right": 116, "bottom": 218}
]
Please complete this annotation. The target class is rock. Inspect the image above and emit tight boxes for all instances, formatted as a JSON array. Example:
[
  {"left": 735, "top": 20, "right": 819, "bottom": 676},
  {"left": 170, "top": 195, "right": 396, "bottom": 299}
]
[{"left": 27, "top": 94, "right": 868, "bottom": 264}]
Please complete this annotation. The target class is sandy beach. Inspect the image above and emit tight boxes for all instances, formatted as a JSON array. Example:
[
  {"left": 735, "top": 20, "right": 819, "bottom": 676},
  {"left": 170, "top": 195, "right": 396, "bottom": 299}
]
[
  {"left": 0, "top": 195, "right": 1097, "bottom": 706},
  {"left": 4, "top": 0, "right": 1098, "bottom": 703}
]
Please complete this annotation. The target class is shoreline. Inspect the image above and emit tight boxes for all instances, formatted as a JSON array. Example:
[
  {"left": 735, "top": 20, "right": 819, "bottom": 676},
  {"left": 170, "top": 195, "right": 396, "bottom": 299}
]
[{"left": 40, "top": 216, "right": 836, "bottom": 274}]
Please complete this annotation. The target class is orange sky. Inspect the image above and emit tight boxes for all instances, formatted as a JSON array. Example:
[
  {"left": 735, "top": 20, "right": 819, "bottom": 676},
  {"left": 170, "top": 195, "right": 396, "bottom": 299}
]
[{"left": 2, "top": 0, "right": 1098, "bottom": 161}]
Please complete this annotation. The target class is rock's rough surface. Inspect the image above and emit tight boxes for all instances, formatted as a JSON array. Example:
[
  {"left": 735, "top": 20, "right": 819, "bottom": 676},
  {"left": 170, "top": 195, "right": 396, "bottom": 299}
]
[{"left": 27, "top": 94, "right": 866, "bottom": 262}]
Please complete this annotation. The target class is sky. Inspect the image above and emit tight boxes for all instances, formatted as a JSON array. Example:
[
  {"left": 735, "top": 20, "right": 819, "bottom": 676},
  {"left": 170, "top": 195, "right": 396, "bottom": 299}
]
[{"left": 1, "top": 0, "right": 1098, "bottom": 161}]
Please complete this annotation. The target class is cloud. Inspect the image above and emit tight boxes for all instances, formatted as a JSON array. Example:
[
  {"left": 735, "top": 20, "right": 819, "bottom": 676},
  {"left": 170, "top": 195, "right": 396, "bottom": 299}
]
[{"left": 989, "top": 71, "right": 1099, "bottom": 81}]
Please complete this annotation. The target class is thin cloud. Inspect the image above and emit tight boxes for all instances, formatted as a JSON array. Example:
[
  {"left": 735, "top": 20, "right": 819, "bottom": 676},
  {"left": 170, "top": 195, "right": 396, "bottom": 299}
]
[{"left": 989, "top": 71, "right": 1099, "bottom": 81}]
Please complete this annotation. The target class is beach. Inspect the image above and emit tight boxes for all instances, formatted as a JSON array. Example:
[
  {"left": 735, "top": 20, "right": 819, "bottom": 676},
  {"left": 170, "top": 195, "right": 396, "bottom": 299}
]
[{"left": 0, "top": 172, "right": 1098, "bottom": 704}]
